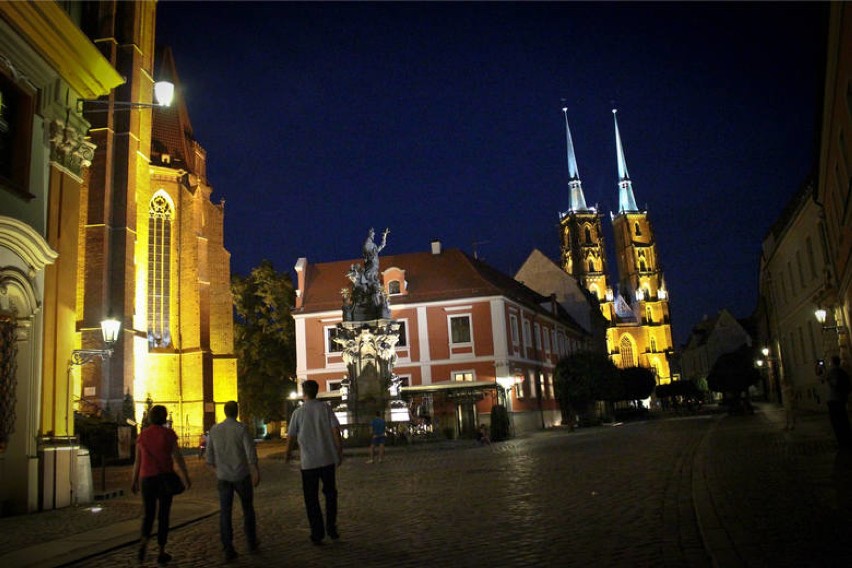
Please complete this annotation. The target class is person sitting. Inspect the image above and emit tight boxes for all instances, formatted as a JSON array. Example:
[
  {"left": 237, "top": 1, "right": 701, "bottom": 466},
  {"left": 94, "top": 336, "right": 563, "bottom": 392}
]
[{"left": 476, "top": 424, "right": 491, "bottom": 445}]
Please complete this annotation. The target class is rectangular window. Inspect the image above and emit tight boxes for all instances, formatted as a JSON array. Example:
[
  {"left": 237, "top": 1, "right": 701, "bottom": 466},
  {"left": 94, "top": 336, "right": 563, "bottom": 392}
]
[
  {"left": 510, "top": 314, "right": 519, "bottom": 345},
  {"left": 452, "top": 371, "right": 474, "bottom": 382},
  {"left": 528, "top": 370, "right": 537, "bottom": 398},
  {"left": 397, "top": 320, "right": 408, "bottom": 347},
  {"left": 328, "top": 380, "right": 342, "bottom": 391},
  {"left": 523, "top": 319, "right": 531, "bottom": 349},
  {"left": 0, "top": 72, "right": 35, "bottom": 198},
  {"left": 534, "top": 324, "right": 542, "bottom": 350},
  {"left": 326, "top": 326, "right": 343, "bottom": 353},
  {"left": 543, "top": 328, "right": 551, "bottom": 354},
  {"left": 806, "top": 236, "right": 817, "bottom": 280},
  {"left": 795, "top": 250, "right": 805, "bottom": 289},
  {"left": 449, "top": 315, "right": 472, "bottom": 344},
  {"left": 515, "top": 380, "right": 524, "bottom": 399}
]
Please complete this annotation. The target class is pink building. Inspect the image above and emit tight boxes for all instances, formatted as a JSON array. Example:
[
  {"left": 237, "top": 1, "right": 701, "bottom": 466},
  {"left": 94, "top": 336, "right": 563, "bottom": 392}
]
[{"left": 293, "top": 242, "right": 592, "bottom": 436}]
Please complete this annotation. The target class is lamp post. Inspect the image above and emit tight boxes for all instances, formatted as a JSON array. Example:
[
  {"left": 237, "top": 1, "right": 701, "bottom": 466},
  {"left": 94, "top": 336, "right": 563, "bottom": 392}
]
[
  {"left": 66, "top": 318, "right": 121, "bottom": 500},
  {"left": 77, "top": 81, "right": 175, "bottom": 113}
]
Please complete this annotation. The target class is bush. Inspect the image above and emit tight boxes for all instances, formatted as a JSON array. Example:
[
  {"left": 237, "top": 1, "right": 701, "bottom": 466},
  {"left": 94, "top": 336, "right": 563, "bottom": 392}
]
[{"left": 490, "top": 405, "right": 510, "bottom": 441}]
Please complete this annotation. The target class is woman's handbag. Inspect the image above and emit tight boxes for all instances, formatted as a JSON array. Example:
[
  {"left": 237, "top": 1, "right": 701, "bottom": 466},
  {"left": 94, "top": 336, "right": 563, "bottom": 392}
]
[{"left": 160, "top": 471, "right": 185, "bottom": 496}]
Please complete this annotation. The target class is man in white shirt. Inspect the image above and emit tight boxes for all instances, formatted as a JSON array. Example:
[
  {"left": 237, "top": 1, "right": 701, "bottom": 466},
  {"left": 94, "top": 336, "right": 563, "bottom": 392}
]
[
  {"left": 207, "top": 401, "right": 259, "bottom": 561},
  {"left": 285, "top": 380, "right": 344, "bottom": 545}
]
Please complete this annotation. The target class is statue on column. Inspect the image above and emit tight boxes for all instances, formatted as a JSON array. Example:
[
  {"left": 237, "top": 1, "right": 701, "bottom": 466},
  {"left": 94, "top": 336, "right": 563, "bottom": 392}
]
[{"left": 342, "top": 228, "right": 391, "bottom": 321}]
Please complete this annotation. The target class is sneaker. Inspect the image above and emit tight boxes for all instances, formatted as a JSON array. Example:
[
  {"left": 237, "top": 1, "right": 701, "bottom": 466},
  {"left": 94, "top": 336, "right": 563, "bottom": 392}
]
[
  {"left": 310, "top": 536, "right": 324, "bottom": 546},
  {"left": 156, "top": 552, "right": 172, "bottom": 565},
  {"left": 328, "top": 528, "right": 340, "bottom": 540},
  {"left": 137, "top": 545, "right": 146, "bottom": 563},
  {"left": 248, "top": 539, "right": 260, "bottom": 553},
  {"left": 224, "top": 548, "right": 239, "bottom": 562}
]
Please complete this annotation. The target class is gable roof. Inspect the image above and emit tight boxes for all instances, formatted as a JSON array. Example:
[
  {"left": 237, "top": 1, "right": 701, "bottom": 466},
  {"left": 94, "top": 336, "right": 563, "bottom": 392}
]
[{"left": 296, "top": 248, "right": 587, "bottom": 334}]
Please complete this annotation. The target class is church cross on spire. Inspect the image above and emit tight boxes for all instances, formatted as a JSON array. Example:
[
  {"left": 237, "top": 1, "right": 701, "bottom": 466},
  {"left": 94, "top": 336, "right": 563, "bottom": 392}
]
[{"left": 613, "top": 109, "right": 639, "bottom": 213}]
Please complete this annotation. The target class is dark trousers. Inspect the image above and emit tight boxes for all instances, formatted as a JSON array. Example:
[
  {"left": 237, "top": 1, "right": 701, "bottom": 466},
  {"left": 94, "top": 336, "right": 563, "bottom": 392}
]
[
  {"left": 141, "top": 475, "right": 173, "bottom": 547},
  {"left": 217, "top": 475, "right": 257, "bottom": 550},
  {"left": 828, "top": 401, "right": 852, "bottom": 449},
  {"left": 301, "top": 464, "right": 337, "bottom": 540}
]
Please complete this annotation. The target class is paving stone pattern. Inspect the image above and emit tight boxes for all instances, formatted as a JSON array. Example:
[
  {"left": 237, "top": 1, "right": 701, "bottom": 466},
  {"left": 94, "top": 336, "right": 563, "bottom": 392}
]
[{"left": 2, "top": 403, "right": 851, "bottom": 567}]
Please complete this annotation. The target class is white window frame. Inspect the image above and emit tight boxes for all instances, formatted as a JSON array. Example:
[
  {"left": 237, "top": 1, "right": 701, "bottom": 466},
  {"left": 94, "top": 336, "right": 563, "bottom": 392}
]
[
  {"left": 510, "top": 314, "right": 520, "bottom": 346},
  {"left": 451, "top": 370, "right": 475, "bottom": 382},
  {"left": 534, "top": 323, "right": 542, "bottom": 351},
  {"left": 448, "top": 314, "right": 473, "bottom": 346},
  {"left": 543, "top": 327, "right": 551, "bottom": 354},
  {"left": 522, "top": 319, "right": 531, "bottom": 349},
  {"left": 325, "top": 325, "right": 343, "bottom": 354}
]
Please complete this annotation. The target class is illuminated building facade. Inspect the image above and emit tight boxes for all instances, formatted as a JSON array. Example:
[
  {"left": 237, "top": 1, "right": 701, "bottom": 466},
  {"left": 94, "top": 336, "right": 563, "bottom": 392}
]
[
  {"left": 0, "top": 1, "right": 123, "bottom": 513},
  {"left": 559, "top": 109, "right": 674, "bottom": 383},
  {"left": 77, "top": 3, "right": 238, "bottom": 443}
]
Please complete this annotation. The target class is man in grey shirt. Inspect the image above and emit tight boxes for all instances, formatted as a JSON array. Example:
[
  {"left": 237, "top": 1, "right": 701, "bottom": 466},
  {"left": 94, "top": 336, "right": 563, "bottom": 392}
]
[
  {"left": 207, "top": 400, "right": 259, "bottom": 561},
  {"left": 285, "top": 380, "right": 344, "bottom": 545}
]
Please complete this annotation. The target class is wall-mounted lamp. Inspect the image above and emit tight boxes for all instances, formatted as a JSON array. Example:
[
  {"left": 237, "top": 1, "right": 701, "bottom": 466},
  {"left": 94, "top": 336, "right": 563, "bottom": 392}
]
[
  {"left": 70, "top": 318, "right": 122, "bottom": 366},
  {"left": 78, "top": 81, "right": 175, "bottom": 113},
  {"left": 814, "top": 308, "right": 847, "bottom": 333},
  {"left": 761, "top": 347, "right": 770, "bottom": 357}
]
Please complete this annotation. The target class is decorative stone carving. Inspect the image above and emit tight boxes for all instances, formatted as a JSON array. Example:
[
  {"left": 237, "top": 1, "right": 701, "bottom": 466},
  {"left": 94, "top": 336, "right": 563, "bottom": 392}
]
[{"left": 49, "top": 119, "right": 96, "bottom": 176}]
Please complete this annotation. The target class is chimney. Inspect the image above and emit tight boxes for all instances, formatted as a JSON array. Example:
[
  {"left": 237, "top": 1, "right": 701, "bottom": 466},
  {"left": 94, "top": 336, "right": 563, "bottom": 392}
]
[
  {"left": 294, "top": 257, "right": 307, "bottom": 309},
  {"left": 431, "top": 240, "right": 442, "bottom": 255}
]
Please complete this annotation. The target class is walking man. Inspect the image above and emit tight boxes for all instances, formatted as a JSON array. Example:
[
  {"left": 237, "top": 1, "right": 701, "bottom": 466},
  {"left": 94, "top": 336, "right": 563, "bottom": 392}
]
[
  {"left": 285, "top": 380, "right": 344, "bottom": 545},
  {"left": 206, "top": 401, "right": 260, "bottom": 561},
  {"left": 824, "top": 356, "right": 852, "bottom": 450},
  {"left": 367, "top": 410, "right": 386, "bottom": 463}
]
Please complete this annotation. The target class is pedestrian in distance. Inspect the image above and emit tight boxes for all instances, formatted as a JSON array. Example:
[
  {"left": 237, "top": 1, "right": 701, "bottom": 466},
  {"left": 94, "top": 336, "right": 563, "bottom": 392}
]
[
  {"left": 285, "top": 380, "right": 344, "bottom": 545},
  {"left": 206, "top": 401, "right": 260, "bottom": 562},
  {"left": 822, "top": 355, "right": 852, "bottom": 451},
  {"left": 476, "top": 423, "right": 491, "bottom": 445},
  {"left": 367, "top": 410, "right": 386, "bottom": 463},
  {"left": 198, "top": 431, "right": 208, "bottom": 459},
  {"left": 131, "top": 405, "right": 191, "bottom": 565}
]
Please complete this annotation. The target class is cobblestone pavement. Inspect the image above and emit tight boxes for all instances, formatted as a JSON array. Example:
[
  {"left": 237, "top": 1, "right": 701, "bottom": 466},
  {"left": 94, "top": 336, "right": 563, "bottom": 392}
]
[{"left": 2, "top": 403, "right": 851, "bottom": 567}]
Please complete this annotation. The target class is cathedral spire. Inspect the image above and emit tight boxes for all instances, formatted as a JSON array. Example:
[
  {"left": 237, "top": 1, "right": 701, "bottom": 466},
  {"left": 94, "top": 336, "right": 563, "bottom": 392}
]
[
  {"left": 563, "top": 107, "right": 589, "bottom": 212},
  {"left": 613, "top": 109, "right": 639, "bottom": 213}
]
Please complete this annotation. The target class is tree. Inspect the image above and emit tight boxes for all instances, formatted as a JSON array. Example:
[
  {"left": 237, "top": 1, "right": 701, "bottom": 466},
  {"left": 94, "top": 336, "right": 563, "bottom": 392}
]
[
  {"left": 706, "top": 345, "right": 761, "bottom": 413},
  {"left": 554, "top": 351, "right": 619, "bottom": 428},
  {"left": 620, "top": 367, "right": 657, "bottom": 403},
  {"left": 232, "top": 260, "right": 297, "bottom": 429}
]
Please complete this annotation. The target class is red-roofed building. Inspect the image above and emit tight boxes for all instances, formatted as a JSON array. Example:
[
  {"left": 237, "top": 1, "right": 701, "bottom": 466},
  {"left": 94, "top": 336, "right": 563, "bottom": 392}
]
[{"left": 293, "top": 242, "right": 594, "bottom": 436}]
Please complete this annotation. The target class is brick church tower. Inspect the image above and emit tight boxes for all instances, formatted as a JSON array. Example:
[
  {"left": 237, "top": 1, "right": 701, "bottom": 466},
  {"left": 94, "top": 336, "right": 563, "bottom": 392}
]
[
  {"left": 559, "top": 109, "right": 674, "bottom": 383},
  {"left": 77, "top": 1, "right": 237, "bottom": 440}
]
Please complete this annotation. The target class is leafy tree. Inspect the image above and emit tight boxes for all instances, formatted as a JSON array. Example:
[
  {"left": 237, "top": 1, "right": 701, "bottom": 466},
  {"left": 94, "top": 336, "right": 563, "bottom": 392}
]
[
  {"left": 620, "top": 367, "right": 657, "bottom": 402},
  {"left": 706, "top": 344, "right": 762, "bottom": 399},
  {"left": 232, "top": 260, "right": 297, "bottom": 428},
  {"left": 554, "top": 351, "right": 618, "bottom": 428}
]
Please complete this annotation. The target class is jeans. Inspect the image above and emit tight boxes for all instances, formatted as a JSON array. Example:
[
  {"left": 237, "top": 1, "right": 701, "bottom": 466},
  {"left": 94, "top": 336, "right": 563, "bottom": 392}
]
[
  {"left": 217, "top": 475, "right": 257, "bottom": 550},
  {"left": 141, "top": 475, "right": 173, "bottom": 547},
  {"left": 301, "top": 464, "right": 337, "bottom": 541}
]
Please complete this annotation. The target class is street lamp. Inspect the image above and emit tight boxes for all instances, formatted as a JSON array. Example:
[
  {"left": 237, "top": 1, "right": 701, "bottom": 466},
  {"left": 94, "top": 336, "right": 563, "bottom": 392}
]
[
  {"left": 70, "top": 318, "right": 121, "bottom": 367},
  {"left": 815, "top": 307, "right": 847, "bottom": 333},
  {"left": 77, "top": 80, "right": 175, "bottom": 113}
]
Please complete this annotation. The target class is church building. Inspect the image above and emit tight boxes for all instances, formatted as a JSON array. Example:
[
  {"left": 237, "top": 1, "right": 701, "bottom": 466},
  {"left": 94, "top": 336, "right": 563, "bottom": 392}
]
[
  {"left": 558, "top": 109, "right": 674, "bottom": 383},
  {"left": 77, "top": 2, "right": 237, "bottom": 444}
]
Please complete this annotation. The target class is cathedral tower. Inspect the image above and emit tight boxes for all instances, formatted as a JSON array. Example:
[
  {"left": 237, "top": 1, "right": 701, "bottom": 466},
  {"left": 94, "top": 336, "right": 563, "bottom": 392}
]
[
  {"left": 607, "top": 110, "right": 673, "bottom": 382},
  {"left": 557, "top": 109, "right": 674, "bottom": 383},
  {"left": 558, "top": 108, "right": 611, "bottom": 312}
]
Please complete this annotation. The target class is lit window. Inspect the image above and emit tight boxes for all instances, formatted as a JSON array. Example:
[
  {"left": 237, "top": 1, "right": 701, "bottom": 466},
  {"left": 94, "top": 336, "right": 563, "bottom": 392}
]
[
  {"left": 620, "top": 336, "right": 635, "bottom": 367},
  {"left": 452, "top": 371, "right": 474, "bottom": 382},
  {"left": 148, "top": 194, "right": 173, "bottom": 348},
  {"left": 450, "top": 315, "right": 472, "bottom": 344}
]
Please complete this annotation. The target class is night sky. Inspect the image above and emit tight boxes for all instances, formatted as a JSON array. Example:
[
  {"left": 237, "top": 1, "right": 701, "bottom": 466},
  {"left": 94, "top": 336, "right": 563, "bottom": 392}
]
[{"left": 155, "top": 1, "right": 828, "bottom": 346}]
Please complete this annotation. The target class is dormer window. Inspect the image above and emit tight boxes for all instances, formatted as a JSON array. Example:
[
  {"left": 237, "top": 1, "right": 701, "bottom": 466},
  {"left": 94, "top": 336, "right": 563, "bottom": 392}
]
[{"left": 388, "top": 280, "right": 401, "bottom": 295}]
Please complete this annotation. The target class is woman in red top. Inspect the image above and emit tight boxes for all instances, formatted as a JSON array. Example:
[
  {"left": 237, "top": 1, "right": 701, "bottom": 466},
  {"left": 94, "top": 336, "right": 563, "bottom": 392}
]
[{"left": 131, "top": 405, "right": 191, "bottom": 564}]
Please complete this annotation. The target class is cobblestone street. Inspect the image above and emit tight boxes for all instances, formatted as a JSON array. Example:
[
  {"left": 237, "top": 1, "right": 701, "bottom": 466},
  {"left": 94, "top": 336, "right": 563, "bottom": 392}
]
[{"left": 2, "top": 404, "right": 851, "bottom": 567}]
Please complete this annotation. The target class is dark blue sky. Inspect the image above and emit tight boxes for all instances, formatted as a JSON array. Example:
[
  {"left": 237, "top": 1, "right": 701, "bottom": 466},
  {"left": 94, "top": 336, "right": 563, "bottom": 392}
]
[{"left": 156, "top": 1, "right": 828, "bottom": 346}]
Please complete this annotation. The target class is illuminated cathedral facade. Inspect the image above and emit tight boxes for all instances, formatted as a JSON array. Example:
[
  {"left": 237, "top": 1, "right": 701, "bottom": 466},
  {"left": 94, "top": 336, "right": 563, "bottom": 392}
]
[
  {"left": 559, "top": 109, "right": 674, "bottom": 384},
  {"left": 76, "top": 3, "right": 237, "bottom": 443}
]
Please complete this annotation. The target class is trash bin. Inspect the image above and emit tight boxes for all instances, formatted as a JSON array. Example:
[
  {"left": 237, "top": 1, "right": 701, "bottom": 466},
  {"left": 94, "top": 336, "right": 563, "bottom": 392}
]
[{"left": 75, "top": 447, "right": 93, "bottom": 505}]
